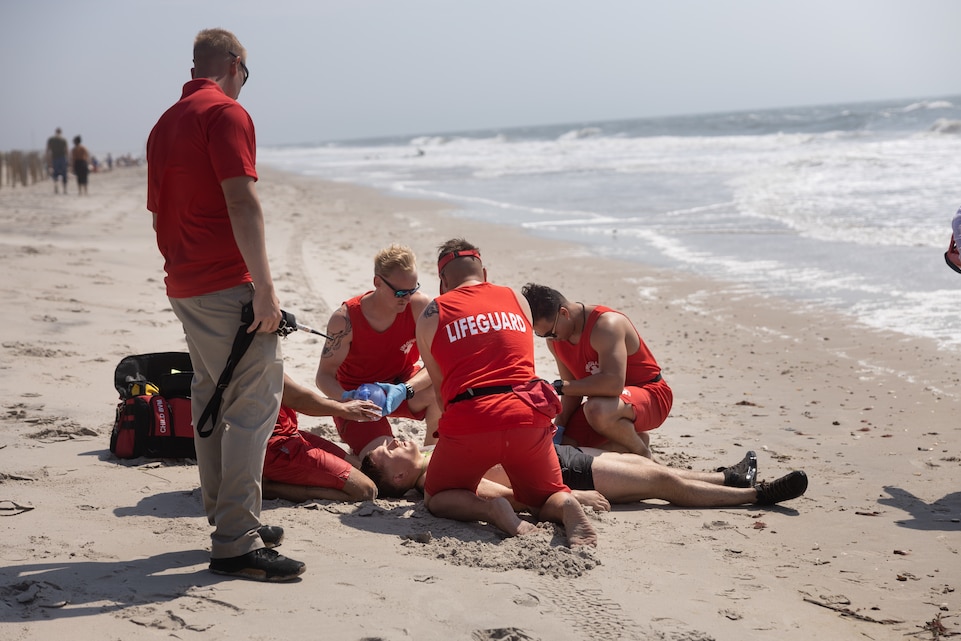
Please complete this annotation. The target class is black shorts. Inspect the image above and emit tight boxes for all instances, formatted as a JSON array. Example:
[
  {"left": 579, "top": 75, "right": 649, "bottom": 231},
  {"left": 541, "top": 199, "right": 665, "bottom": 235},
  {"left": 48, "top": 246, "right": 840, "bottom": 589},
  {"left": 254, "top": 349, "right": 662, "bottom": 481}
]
[{"left": 554, "top": 444, "right": 595, "bottom": 491}]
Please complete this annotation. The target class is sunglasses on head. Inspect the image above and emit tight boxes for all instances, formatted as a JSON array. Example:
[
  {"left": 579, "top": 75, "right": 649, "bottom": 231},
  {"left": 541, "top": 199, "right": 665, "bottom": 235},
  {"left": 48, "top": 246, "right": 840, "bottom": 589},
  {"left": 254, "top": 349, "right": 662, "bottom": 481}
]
[{"left": 378, "top": 274, "right": 421, "bottom": 298}]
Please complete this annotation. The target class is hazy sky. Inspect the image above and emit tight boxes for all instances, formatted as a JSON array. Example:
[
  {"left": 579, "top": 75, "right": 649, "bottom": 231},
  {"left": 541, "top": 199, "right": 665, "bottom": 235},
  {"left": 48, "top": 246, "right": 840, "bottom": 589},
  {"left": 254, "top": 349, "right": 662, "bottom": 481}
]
[{"left": 2, "top": 0, "right": 960, "bottom": 155}]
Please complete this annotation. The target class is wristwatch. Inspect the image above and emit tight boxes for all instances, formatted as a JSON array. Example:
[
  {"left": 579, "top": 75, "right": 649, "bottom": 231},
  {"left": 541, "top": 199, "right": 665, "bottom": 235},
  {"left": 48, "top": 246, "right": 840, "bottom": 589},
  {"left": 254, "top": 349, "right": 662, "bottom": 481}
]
[
  {"left": 405, "top": 383, "right": 415, "bottom": 400},
  {"left": 552, "top": 379, "right": 564, "bottom": 396}
]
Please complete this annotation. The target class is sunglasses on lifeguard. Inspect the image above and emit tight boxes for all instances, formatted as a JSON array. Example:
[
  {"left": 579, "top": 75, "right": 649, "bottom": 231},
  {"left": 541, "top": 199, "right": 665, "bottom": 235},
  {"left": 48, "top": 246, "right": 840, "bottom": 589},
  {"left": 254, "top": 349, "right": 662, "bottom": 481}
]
[
  {"left": 378, "top": 274, "right": 421, "bottom": 298},
  {"left": 535, "top": 307, "right": 561, "bottom": 339},
  {"left": 228, "top": 51, "right": 249, "bottom": 86}
]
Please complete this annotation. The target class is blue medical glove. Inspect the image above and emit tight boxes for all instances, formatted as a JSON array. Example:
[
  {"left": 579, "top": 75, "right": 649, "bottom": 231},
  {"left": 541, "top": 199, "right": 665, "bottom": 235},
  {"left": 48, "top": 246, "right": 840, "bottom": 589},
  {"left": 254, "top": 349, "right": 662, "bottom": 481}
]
[
  {"left": 552, "top": 424, "right": 566, "bottom": 445},
  {"left": 374, "top": 382, "right": 409, "bottom": 416},
  {"left": 343, "top": 383, "right": 383, "bottom": 405}
]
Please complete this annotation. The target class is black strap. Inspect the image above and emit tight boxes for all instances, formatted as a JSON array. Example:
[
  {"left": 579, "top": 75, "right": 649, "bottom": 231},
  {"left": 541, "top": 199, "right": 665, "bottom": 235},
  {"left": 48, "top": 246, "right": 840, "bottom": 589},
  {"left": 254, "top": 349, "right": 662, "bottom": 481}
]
[
  {"left": 648, "top": 373, "right": 662, "bottom": 384},
  {"left": 449, "top": 385, "right": 513, "bottom": 405},
  {"left": 195, "top": 303, "right": 256, "bottom": 438}
]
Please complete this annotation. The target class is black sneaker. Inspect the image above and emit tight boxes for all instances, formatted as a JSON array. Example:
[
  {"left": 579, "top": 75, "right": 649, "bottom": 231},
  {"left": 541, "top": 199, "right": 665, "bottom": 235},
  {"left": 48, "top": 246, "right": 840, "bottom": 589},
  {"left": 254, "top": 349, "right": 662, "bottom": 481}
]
[
  {"left": 754, "top": 471, "right": 808, "bottom": 505},
  {"left": 718, "top": 450, "right": 757, "bottom": 488},
  {"left": 209, "top": 547, "right": 306, "bottom": 582},
  {"left": 258, "top": 525, "right": 284, "bottom": 549}
]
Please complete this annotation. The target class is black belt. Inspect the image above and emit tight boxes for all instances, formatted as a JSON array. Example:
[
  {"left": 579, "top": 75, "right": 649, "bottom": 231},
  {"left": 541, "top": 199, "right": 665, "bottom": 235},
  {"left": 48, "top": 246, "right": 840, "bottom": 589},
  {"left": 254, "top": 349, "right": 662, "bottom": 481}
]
[
  {"left": 449, "top": 385, "right": 513, "bottom": 404},
  {"left": 647, "top": 373, "right": 662, "bottom": 384}
]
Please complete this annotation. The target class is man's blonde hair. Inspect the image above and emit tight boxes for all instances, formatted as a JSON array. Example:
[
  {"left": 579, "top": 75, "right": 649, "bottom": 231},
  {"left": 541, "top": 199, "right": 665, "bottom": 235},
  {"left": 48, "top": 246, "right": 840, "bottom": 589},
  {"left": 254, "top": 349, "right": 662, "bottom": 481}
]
[
  {"left": 374, "top": 244, "right": 416, "bottom": 276},
  {"left": 193, "top": 28, "right": 245, "bottom": 75}
]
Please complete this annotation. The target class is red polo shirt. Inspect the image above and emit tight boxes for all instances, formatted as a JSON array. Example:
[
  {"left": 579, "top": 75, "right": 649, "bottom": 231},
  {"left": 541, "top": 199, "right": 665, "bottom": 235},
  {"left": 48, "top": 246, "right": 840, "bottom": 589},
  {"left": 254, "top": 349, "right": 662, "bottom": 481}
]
[{"left": 146, "top": 78, "right": 257, "bottom": 298}]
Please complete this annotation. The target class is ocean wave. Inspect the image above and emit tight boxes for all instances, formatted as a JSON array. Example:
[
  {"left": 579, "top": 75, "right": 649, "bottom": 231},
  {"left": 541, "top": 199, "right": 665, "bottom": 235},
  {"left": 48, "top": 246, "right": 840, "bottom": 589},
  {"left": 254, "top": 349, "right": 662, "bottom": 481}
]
[
  {"left": 928, "top": 118, "right": 961, "bottom": 134},
  {"left": 902, "top": 100, "right": 954, "bottom": 112},
  {"left": 557, "top": 127, "right": 602, "bottom": 141},
  {"left": 408, "top": 135, "right": 456, "bottom": 146}
]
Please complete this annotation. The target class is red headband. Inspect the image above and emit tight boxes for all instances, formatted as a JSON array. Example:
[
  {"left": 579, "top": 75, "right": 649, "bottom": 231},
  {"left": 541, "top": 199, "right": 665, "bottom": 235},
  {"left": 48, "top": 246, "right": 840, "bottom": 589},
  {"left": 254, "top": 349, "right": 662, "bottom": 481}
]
[{"left": 437, "top": 249, "right": 481, "bottom": 275}]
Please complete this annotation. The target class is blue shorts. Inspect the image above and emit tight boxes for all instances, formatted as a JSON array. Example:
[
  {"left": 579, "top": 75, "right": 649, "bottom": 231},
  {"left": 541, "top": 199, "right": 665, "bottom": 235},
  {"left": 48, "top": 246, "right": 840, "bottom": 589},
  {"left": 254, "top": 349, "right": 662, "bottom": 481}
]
[{"left": 51, "top": 158, "right": 68, "bottom": 179}]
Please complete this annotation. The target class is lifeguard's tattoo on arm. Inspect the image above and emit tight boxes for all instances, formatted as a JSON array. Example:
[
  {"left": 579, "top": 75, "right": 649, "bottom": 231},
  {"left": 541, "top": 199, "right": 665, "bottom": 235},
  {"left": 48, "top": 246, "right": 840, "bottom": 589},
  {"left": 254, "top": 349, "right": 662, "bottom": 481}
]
[
  {"left": 422, "top": 300, "right": 439, "bottom": 318},
  {"left": 321, "top": 315, "right": 352, "bottom": 358}
]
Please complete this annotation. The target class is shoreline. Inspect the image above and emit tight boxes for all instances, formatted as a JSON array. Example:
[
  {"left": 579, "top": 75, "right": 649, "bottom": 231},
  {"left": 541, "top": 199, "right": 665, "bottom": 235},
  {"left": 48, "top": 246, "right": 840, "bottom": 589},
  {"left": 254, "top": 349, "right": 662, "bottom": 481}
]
[{"left": 1, "top": 166, "right": 958, "bottom": 641}]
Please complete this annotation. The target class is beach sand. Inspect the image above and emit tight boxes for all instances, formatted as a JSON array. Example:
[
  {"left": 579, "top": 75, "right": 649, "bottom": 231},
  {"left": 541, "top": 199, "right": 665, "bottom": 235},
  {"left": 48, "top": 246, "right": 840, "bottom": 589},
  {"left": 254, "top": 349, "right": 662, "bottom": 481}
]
[{"left": 1, "top": 166, "right": 958, "bottom": 641}]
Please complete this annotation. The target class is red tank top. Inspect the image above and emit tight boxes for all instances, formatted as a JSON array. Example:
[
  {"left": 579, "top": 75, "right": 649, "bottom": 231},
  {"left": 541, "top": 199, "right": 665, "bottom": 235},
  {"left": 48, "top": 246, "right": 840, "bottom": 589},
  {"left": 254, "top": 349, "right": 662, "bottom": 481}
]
[
  {"left": 552, "top": 305, "right": 661, "bottom": 386},
  {"left": 336, "top": 293, "right": 419, "bottom": 387},
  {"left": 431, "top": 282, "right": 544, "bottom": 434}
]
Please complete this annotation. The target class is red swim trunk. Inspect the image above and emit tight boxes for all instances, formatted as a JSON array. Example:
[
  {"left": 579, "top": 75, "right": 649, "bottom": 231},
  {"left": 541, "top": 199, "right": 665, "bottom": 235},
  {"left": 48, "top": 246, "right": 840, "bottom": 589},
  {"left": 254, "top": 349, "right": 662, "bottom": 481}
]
[
  {"left": 264, "top": 431, "right": 352, "bottom": 489},
  {"left": 563, "top": 380, "right": 673, "bottom": 448},
  {"left": 333, "top": 399, "right": 427, "bottom": 454},
  {"left": 424, "top": 426, "right": 569, "bottom": 508}
]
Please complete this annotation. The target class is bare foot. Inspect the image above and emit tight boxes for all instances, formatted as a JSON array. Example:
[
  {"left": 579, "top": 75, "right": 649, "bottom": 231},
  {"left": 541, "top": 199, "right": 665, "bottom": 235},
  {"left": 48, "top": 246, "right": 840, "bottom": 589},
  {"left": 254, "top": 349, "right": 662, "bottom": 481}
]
[
  {"left": 560, "top": 495, "right": 598, "bottom": 547},
  {"left": 488, "top": 497, "right": 537, "bottom": 537},
  {"left": 572, "top": 489, "right": 611, "bottom": 512}
]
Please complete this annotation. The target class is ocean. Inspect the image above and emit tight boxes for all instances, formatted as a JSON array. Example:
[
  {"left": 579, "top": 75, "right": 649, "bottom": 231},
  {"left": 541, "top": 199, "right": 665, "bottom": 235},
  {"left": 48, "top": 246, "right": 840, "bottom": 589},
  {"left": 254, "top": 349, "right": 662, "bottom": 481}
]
[{"left": 259, "top": 96, "right": 961, "bottom": 352}]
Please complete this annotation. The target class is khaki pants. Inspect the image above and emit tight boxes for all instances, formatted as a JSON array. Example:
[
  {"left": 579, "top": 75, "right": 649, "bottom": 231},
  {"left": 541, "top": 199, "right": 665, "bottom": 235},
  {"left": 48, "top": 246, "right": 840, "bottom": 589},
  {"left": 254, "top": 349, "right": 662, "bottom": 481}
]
[{"left": 170, "top": 284, "right": 283, "bottom": 559}]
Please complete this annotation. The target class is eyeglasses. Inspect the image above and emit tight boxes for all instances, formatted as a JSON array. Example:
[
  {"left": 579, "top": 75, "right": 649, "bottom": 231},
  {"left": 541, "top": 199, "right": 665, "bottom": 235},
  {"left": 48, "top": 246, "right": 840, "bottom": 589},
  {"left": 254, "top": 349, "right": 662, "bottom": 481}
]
[
  {"left": 228, "top": 51, "right": 249, "bottom": 86},
  {"left": 535, "top": 307, "right": 561, "bottom": 339},
  {"left": 378, "top": 274, "right": 421, "bottom": 298}
]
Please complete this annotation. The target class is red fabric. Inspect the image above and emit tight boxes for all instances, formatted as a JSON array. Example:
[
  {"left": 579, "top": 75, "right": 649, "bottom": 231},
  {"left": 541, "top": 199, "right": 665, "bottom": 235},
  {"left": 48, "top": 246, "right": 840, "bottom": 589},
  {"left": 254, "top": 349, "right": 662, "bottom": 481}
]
[
  {"left": 423, "top": 427, "right": 569, "bottom": 507},
  {"left": 425, "top": 282, "right": 569, "bottom": 506},
  {"left": 146, "top": 79, "right": 257, "bottom": 298},
  {"left": 551, "top": 305, "right": 662, "bottom": 386},
  {"left": 552, "top": 306, "right": 672, "bottom": 447},
  {"left": 563, "top": 381, "right": 673, "bottom": 447},
  {"left": 264, "top": 406, "right": 351, "bottom": 489},
  {"left": 430, "top": 282, "right": 547, "bottom": 435},
  {"left": 272, "top": 405, "right": 300, "bottom": 438},
  {"left": 336, "top": 293, "right": 420, "bottom": 387}
]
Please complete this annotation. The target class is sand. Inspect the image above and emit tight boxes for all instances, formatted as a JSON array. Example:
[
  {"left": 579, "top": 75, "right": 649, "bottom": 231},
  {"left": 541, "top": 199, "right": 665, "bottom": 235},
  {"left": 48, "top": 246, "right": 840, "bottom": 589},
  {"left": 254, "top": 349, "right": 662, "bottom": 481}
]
[{"left": 0, "top": 165, "right": 958, "bottom": 641}]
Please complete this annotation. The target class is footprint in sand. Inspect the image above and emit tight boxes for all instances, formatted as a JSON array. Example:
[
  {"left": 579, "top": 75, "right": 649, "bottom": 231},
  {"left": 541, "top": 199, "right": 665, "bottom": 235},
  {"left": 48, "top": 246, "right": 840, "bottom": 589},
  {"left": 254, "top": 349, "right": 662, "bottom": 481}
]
[{"left": 471, "top": 628, "right": 540, "bottom": 641}]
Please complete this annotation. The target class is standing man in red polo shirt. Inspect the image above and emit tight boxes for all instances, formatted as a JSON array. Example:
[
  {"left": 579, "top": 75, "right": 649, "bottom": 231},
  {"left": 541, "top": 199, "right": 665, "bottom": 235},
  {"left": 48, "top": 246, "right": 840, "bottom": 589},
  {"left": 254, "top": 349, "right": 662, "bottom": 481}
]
[
  {"left": 416, "top": 238, "right": 596, "bottom": 547},
  {"left": 146, "top": 28, "right": 304, "bottom": 582}
]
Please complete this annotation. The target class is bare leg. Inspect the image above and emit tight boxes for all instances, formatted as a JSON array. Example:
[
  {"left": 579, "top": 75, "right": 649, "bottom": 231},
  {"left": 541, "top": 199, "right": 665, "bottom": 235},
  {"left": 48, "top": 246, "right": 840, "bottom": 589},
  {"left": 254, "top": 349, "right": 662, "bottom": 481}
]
[
  {"left": 582, "top": 397, "right": 652, "bottom": 458},
  {"left": 425, "top": 489, "right": 538, "bottom": 537},
  {"left": 590, "top": 458, "right": 756, "bottom": 506},
  {"left": 586, "top": 449, "right": 726, "bottom": 485},
  {"left": 538, "top": 492, "right": 598, "bottom": 547}
]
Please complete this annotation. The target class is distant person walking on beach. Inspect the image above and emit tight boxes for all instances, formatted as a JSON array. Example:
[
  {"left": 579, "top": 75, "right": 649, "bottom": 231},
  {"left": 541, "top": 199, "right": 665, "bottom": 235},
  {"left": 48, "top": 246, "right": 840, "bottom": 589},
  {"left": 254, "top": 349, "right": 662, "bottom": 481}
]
[
  {"left": 415, "top": 238, "right": 597, "bottom": 547},
  {"left": 45, "top": 127, "right": 68, "bottom": 194},
  {"left": 146, "top": 28, "right": 304, "bottom": 582},
  {"left": 70, "top": 136, "right": 90, "bottom": 195},
  {"left": 946, "top": 207, "right": 961, "bottom": 273},
  {"left": 522, "top": 283, "right": 673, "bottom": 459}
]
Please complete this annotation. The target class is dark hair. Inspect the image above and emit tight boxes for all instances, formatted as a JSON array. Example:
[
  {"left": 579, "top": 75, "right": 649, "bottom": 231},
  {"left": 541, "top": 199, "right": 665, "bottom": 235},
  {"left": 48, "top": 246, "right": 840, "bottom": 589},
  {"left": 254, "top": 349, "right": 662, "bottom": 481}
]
[
  {"left": 521, "top": 283, "right": 565, "bottom": 323},
  {"left": 436, "top": 237, "right": 478, "bottom": 259},
  {"left": 360, "top": 454, "right": 408, "bottom": 499},
  {"left": 73, "top": 135, "right": 81, "bottom": 145}
]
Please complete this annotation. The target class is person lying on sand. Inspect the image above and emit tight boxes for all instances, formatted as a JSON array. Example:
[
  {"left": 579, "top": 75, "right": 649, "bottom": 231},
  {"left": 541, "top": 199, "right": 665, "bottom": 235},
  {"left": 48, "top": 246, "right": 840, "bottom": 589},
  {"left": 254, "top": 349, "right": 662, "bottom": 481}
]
[{"left": 359, "top": 437, "right": 809, "bottom": 511}]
